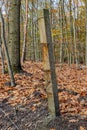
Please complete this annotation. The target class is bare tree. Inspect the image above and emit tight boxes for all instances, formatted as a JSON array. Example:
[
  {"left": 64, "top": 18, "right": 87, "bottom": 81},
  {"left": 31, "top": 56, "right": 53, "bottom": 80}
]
[
  {"left": 0, "top": 8, "right": 15, "bottom": 86},
  {"left": 21, "top": 0, "right": 28, "bottom": 63}
]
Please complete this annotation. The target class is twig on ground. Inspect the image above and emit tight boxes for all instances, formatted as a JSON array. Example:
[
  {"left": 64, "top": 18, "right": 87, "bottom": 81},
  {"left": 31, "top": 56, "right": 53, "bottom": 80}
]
[{"left": 0, "top": 108, "right": 20, "bottom": 130}]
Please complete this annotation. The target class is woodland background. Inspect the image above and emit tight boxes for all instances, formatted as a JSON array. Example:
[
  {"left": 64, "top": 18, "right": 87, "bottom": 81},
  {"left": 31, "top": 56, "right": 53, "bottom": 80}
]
[
  {"left": 0, "top": 0, "right": 87, "bottom": 130},
  {"left": 1, "top": 0, "right": 87, "bottom": 66}
]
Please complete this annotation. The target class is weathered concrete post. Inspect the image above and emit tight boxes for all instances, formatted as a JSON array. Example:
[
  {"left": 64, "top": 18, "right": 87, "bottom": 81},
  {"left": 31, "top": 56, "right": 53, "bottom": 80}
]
[{"left": 38, "top": 9, "right": 60, "bottom": 117}]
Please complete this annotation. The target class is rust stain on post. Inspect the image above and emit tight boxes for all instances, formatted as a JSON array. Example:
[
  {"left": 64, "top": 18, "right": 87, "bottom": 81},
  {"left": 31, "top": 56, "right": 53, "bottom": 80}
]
[{"left": 42, "top": 44, "right": 50, "bottom": 70}]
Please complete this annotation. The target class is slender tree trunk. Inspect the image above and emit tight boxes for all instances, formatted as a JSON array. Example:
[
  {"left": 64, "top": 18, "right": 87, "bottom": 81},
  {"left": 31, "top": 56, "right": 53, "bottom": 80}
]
[
  {"left": 0, "top": 39, "right": 5, "bottom": 74},
  {"left": 0, "top": 22, "right": 5, "bottom": 74},
  {"left": 73, "top": 0, "right": 78, "bottom": 67},
  {"left": 85, "top": 0, "right": 87, "bottom": 66},
  {"left": 63, "top": 1, "right": 69, "bottom": 64},
  {"left": 21, "top": 0, "right": 28, "bottom": 63},
  {"left": 69, "top": 0, "right": 73, "bottom": 65},
  {"left": 31, "top": 0, "right": 35, "bottom": 61},
  {"left": 5, "top": 0, "right": 9, "bottom": 46},
  {"left": 0, "top": 8, "right": 15, "bottom": 86},
  {"left": 59, "top": 0, "right": 63, "bottom": 66}
]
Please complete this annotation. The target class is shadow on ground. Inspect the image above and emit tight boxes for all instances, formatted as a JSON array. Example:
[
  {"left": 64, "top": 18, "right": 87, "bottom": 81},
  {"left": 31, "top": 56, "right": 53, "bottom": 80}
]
[{"left": 0, "top": 98, "right": 48, "bottom": 130}]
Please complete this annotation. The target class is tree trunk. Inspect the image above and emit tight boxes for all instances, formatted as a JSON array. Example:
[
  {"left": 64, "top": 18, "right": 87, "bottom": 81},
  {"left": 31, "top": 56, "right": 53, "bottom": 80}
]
[
  {"left": 85, "top": 0, "right": 87, "bottom": 66},
  {"left": 0, "top": 8, "right": 15, "bottom": 86},
  {"left": 21, "top": 0, "right": 28, "bottom": 63},
  {"left": 73, "top": 0, "right": 78, "bottom": 67},
  {"left": 8, "top": 0, "right": 21, "bottom": 72},
  {"left": 0, "top": 39, "right": 5, "bottom": 74}
]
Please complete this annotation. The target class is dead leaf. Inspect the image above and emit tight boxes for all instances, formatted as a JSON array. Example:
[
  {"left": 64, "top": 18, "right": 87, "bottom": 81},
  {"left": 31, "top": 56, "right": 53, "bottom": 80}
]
[
  {"left": 80, "top": 91, "right": 86, "bottom": 96},
  {"left": 50, "top": 128, "right": 56, "bottom": 130},
  {"left": 69, "top": 119, "right": 79, "bottom": 123},
  {"left": 31, "top": 106, "right": 36, "bottom": 111},
  {"left": 79, "top": 126, "right": 86, "bottom": 130},
  {"left": 83, "top": 110, "right": 87, "bottom": 115}
]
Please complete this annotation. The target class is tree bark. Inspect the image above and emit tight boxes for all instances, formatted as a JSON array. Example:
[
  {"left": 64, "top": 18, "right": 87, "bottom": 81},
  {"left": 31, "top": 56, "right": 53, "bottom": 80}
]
[
  {"left": 8, "top": 0, "right": 21, "bottom": 72},
  {"left": 85, "top": 0, "right": 87, "bottom": 66},
  {"left": 0, "top": 8, "right": 15, "bottom": 86},
  {"left": 21, "top": 0, "right": 28, "bottom": 63}
]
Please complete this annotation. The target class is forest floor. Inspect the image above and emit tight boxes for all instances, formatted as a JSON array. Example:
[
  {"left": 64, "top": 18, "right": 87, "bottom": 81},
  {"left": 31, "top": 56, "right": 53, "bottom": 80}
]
[{"left": 0, "top": 60, "right": 87, "bottom": 130}]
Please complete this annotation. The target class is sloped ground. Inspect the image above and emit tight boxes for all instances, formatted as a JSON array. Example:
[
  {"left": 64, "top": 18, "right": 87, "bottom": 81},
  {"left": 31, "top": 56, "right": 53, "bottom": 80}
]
[{"left": 0, "top": 61, "right": 87, "bottom": 130}]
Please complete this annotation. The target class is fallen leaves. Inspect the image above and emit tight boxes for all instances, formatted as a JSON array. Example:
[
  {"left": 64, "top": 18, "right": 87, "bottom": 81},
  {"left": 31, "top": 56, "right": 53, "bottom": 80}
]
[
  {"left": 0, "top": 62, "right": 87, "bottom": 117},
  {"left": 0, "top": 62, "right": 87, "bottom": 129},
  {"left": 56, "top": 64, "right": 87, "bottom": 115}
]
